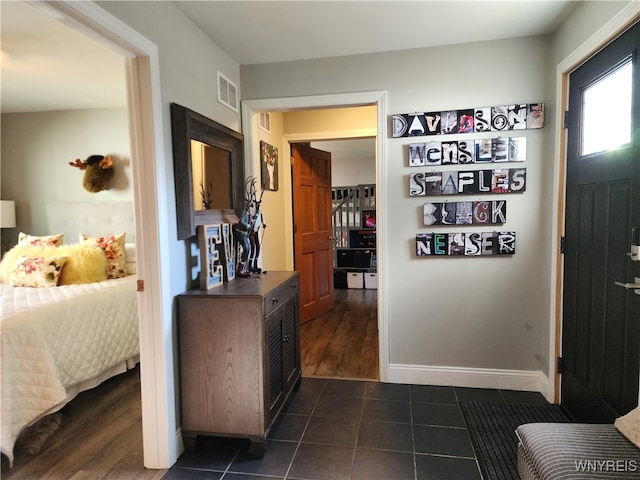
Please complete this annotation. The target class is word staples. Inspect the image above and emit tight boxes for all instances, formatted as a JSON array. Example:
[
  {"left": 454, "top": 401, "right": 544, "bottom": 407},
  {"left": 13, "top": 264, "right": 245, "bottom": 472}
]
[{"left": 410, "top": 168, "right": 526, "bottom": 196}]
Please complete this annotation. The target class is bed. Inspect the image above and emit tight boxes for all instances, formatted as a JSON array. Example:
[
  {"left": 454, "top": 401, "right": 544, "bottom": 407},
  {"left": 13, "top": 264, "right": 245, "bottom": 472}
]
[{"left": 0, "top": 202, "right": 139, "bottom": 466}]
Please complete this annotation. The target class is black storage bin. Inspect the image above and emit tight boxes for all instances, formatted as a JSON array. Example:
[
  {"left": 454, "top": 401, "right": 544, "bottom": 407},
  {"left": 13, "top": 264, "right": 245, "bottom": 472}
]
[
  {"left": 333, "top": 270, "right": 348, "bottom": 289},
  {"left": 336, "top": 250, "right": 353, "bottom": 268},
  {"left": 353, "top": 250, "right": 372, "bottom": 268}
]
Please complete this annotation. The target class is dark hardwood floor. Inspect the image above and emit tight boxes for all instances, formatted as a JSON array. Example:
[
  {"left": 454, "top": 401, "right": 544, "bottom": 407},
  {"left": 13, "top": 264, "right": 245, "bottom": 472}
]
[
  {"left": 2, "top": 286, "right": 378, "bottom": 479},
  {"left": 300, "top": 287, "right": 379, "bottom": 381},
  {"left": 2, "top": 366, "right": 166, "bottom": 480}
]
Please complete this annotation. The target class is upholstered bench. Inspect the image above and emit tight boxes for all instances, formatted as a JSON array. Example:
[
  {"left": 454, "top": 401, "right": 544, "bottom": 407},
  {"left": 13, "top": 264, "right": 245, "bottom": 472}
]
[{"left": 516, "top": 407, "right": 640, "bottom": 480}]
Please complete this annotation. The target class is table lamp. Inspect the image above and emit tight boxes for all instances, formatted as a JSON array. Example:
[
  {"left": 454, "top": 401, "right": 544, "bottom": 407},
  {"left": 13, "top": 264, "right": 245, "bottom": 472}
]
[{"left": 0, "top": 200, "right": 16, "bottom": 228}]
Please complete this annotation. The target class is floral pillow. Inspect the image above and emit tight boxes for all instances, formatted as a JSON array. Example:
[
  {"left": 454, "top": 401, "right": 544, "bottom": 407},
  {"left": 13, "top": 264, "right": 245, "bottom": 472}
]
[
  {"left": 80, "top": 233, "right": 127, "bottom": 279},
  {"left": 9, "top": 255, "right": 68, "bottom": 288},
  {"left": 18, "top": 232, "right": 64, "bottom": 247}
]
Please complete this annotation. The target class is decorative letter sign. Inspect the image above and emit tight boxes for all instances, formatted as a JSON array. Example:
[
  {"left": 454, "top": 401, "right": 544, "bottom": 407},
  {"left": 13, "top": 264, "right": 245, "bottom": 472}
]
[
  {"left": 405, "top": 101, "right": 531, "bottom": 260},
  {"left": 409, "top": 136, "right": 526, "bottom": 166},
  {"left": 424, "top": 201, "right": 507, "bottom": 226},
  {"left": 410, "top": 168, "right": 526, "bottom": 196},
  {"left": 197, "top": 224, "right": 224, "bottom": 289},
  {"left": 198, "top": 223, "right": 236, "bottom": 288},
  {"left": 416, "top": 231, "right": 516, "bottom": 257},
  {"left": 393, "top": 103, "right": 543, "bottom": 138}
]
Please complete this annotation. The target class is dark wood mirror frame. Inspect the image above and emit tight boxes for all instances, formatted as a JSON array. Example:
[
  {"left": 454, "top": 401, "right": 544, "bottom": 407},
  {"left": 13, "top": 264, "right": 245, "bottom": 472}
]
[{"left": 171, "top": 103, "right": 245, "bottom": 240}]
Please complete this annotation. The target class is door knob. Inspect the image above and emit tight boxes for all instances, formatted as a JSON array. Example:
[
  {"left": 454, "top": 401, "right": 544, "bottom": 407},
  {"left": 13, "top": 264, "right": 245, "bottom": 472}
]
[
  {"left": 614, "top": 277, "right": 640, "bottom": 295},
  {"left": 614, "top": 281, "right": 640, "bottom": 289}
]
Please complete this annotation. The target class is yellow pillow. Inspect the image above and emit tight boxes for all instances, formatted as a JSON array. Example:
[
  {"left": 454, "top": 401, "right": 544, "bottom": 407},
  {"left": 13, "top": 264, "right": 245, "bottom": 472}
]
[
  {"left": 57, "top": 244, "right": 108, "bottom": 285},
  {"left": 0, "top": 244, "right": 107, "bottom": 285},
  {"left": 9, "top": 255, "right": 68, "bottom": 288},
  {"left": 80, "top": 233, "right": 127, "bottom": 279}
]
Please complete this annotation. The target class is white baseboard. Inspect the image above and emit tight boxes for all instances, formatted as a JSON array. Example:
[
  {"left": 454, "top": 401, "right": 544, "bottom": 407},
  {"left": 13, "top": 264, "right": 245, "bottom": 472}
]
[
  {"left": 387, "top": 363, "right": 552, "bottom": 400},
  {"left": 175, "top": 427, "right": 185, "bottom": 459}
]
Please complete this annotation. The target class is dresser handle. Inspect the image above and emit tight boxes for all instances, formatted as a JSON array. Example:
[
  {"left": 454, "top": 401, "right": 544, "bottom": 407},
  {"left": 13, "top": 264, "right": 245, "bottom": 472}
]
[{"left": 272, "top": 297, "right": 279, "bottom": 305}]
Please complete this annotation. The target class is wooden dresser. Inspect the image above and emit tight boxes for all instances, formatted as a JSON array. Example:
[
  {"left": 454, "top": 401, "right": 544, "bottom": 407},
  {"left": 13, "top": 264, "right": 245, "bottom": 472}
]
[{"left": 177, "top": 271, "right": 301, "bottom": 456}]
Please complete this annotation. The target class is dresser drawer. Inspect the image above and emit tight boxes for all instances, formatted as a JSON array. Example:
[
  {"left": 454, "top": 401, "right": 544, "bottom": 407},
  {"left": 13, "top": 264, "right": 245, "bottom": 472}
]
[{"left": 264, "top": 277, "right": 298, "bottom": 317}]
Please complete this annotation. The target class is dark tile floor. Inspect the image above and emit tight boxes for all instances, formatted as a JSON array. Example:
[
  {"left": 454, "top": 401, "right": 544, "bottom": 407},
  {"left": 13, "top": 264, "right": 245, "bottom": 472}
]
[{"left": 163, "top": 378, "right": 548, "bottom": 480}]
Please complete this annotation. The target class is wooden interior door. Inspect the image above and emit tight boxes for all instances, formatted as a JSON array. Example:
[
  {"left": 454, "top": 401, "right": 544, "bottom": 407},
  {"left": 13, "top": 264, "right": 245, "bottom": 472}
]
[
  {"left": 291, "top": 143, "right": 335, "bottom": 323},
  {"left": 561, "top": 22, "right": 640, "bottom": 423}
]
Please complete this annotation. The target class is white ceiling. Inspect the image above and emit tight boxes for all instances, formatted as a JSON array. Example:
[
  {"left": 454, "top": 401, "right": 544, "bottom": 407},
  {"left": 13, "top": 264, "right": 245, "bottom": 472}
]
[
  {"left": 0, "top": 0, "right": 576, "bottom": 113},
  {"left": 174, "top": 0, "right": 575, "bottom": 65},
  {"left": 0, "top": 1, "right": 127, "bottom": 113}
]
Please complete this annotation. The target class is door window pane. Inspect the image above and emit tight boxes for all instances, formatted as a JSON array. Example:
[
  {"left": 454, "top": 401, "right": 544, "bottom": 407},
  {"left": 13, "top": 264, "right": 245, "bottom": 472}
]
[{"left": 581, "top": 60, "right": 632, "bottom": 156}]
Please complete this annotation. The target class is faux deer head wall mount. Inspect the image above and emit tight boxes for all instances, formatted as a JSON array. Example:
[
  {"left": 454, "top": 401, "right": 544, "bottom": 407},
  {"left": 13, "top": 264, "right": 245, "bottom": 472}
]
[{"left": 69, "top": 155, "right": 115, "bottom": 193}]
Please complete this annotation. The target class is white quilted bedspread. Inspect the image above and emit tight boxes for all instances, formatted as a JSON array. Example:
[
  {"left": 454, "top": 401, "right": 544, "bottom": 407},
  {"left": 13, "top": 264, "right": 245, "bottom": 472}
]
[{"left": 0, "top": 276, "right": 139, "bottom": 463}]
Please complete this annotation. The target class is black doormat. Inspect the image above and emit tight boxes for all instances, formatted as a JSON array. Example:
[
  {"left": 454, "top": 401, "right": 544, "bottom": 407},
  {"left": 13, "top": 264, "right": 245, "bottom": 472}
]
[{"left": 460, "top": 400, "right": 572, "bottom": 480}]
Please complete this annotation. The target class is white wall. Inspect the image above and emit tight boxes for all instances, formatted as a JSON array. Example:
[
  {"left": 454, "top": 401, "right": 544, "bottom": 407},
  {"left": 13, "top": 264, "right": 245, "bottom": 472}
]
[
  {"left": 96, "top": 0, "right": 242, "bottom": 289},
  {"left": 93, "top": 0, "right": 244, "bottom": 466},
  {"left": 242, "top": 35, "right": 552, "bottom": 389},
  {"left": 240, "top": 2, "right": 637, "bottom": 395},
  {"left": 1, "top": 108, "right": 131, "bottom": 242},
  {"left": 312, "top": 139, "right": 376, "bottom": 187},
  {"left": 246, "top": 111, "right": 292, "bottom": 271}
]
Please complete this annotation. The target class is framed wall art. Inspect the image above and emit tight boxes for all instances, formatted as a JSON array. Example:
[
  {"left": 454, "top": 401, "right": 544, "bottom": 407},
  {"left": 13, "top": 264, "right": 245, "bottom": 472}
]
[{"left": 260, "top": 140, "right": 278, "bottom": 191}]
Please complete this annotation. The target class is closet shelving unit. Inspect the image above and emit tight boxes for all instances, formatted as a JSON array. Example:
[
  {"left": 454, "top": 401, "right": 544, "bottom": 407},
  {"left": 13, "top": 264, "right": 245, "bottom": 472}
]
[{"left": 331, "top": 184, "right": 376, "bottom": 288}]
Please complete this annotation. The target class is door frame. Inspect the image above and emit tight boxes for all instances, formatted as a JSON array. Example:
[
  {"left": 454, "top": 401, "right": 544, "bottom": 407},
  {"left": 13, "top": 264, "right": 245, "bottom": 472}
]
[
  {"left": 34, "top": 1, "right": 177, "bottom": 468},
  {"left": 242, "top": 92, "right": 389, "bottom": 381},
  {"left": 551, "top": 4, "right": 640, "bottom": 404}
]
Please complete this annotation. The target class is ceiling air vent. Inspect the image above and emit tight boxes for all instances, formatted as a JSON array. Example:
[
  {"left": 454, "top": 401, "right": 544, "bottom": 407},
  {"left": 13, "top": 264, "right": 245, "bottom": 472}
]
[{"left": 217, "top": 71, "right": 238, "bottom": 112}]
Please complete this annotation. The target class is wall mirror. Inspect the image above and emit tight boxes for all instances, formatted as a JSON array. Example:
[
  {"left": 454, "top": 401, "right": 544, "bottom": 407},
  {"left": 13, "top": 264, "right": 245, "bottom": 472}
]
[{"left": 171, "top": 103, "right": 244, "bottom": 240}]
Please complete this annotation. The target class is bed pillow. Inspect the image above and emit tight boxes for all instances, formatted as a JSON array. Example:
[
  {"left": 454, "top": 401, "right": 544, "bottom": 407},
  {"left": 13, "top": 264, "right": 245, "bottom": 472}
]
[
  {"left": 0, "top": 244, "right": 36, "bottom": 283},
  {"left": 614, "top": 405, "right": 640, "bottom": 448},
  {"left": 17, "top": 232, "right": 64, "bottom": 247},
  {"left": 125, "top": 242, "right": 137, "bottom": 275},
  {"left": 57, "top": 244, "right": 108, "bottom": 285},
  {"left": 80, "top": 233, "right": 127, "bottom": 279},
  {"left": 0, "top": 244, "right": 108, "bottom": 285},
  {"left": 9, "top": 255, "right": 68, "bottom": 287}
]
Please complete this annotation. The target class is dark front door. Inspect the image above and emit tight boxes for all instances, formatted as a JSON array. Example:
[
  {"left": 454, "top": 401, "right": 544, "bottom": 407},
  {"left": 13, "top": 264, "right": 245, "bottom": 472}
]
[{"left": 562, "top": 22, "right": 640, "bottom": 423}]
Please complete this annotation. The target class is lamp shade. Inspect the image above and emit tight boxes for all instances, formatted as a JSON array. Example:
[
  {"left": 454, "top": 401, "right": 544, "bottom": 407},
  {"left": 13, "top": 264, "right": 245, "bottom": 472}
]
[{"left": 0, "top": 200, "right": 16, "bottom": 228}]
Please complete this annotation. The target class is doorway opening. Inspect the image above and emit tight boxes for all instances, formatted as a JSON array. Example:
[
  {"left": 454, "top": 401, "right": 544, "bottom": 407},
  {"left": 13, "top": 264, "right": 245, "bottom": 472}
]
[
  {"left": 241, "top": 92, "right": 388, "bottom": 383},
  {"left": 560, "top": 21, "right": 639, "bottom": 422},
  {"left": 552, "top": 8, "right": 640, "bottom": 407},
  {"left": 294, "top": 138, "right": 379, "bottom": 381},
  {"left": 26, "top": 0, "right": 173, "bottom": 469}
]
